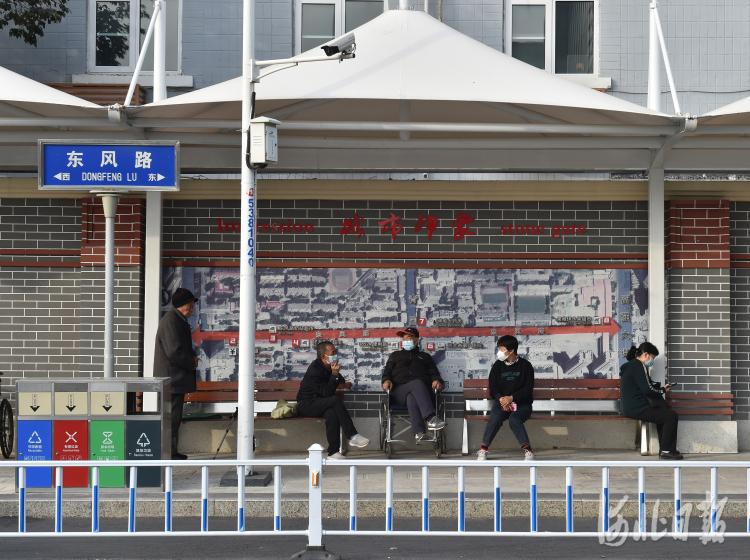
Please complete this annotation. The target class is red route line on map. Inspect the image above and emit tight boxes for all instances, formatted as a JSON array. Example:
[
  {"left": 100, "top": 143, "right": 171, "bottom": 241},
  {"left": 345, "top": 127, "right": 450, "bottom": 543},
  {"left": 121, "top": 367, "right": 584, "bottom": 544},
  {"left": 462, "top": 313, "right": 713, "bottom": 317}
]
[{"left": 191, "top": 321, "right": 622, "bottom": 346}]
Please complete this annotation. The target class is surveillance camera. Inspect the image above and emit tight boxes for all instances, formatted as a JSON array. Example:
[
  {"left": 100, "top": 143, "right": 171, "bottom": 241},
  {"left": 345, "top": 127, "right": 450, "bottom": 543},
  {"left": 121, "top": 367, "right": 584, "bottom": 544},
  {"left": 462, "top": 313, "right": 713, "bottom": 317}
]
[{"left": 321, "top": 32, "right": 356, "bottom": 56}]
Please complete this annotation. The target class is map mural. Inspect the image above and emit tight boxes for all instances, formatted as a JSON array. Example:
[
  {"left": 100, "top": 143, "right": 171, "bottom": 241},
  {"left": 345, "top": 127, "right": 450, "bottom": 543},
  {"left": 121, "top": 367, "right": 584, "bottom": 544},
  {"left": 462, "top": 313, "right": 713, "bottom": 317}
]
[{"left": 161, "top": 266, "right": 649, "bottom": 392}]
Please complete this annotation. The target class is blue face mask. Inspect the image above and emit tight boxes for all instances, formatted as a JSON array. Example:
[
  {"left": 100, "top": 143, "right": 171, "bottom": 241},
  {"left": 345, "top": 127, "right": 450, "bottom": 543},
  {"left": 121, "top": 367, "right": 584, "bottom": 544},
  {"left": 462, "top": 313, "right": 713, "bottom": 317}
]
[
  {"left": 328, "top": 354, "right": 339, "bottom": 363},
  {"left": 402, "top": 340, "right": 415, "bottom": 351},
  {"left": 645, "top": 359, "right": 654, "bottom": 368}
]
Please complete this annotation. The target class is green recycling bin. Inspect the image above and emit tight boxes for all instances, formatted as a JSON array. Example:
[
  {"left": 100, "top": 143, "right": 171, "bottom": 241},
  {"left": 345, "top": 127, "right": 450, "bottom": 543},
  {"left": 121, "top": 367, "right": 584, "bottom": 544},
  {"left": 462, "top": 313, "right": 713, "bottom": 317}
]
[{"left": 90, "top": 420, "right": 125, "bottom": 487}]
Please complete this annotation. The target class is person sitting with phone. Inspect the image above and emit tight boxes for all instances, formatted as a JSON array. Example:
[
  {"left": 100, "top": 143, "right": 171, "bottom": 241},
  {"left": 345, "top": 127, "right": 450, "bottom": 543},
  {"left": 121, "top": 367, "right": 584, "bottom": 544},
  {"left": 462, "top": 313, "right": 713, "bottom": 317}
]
[
  {"left": 619, "top": 342, "right": 682, "bottom": 460},
  {"left": 296, "top": 341, "right": 370, "bottom": 459}
]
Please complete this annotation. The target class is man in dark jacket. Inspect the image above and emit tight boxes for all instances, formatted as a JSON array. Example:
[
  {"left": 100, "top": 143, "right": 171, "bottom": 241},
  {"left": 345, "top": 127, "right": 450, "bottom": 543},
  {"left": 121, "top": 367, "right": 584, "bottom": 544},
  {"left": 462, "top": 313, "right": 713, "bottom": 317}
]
[
  {"left": 476, "top": 335, "right": 536, "bottom": 461},
  {"left": 154, "top": 288, "right": 199, "bottom": 460},
  {"left": 381, "top": 327, "right": 446, "bottom": 442},
  {"left": 296, "top": 341, "right": 369, "bottom": 459}
]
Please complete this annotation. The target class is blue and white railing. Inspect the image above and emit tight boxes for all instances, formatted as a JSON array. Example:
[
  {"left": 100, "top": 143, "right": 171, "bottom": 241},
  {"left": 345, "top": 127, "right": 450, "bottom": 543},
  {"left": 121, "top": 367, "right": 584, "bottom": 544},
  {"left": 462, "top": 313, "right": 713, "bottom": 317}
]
[{"left": 5, "top": 446, "right": 750, "bottom": 542}]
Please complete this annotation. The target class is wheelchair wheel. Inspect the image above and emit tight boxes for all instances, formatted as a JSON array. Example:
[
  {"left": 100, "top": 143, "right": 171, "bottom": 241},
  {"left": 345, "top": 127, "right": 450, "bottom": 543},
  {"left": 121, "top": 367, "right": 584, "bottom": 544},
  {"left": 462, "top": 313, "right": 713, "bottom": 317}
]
[
  {"left": 379, "top": 400, "right": 387, "bottom": 451},
  {"left": 0, "top": 399, "right": 13, "bottom": 459},
  {"left": 385, "top": 442, "right": 393, "bottom": 459}
]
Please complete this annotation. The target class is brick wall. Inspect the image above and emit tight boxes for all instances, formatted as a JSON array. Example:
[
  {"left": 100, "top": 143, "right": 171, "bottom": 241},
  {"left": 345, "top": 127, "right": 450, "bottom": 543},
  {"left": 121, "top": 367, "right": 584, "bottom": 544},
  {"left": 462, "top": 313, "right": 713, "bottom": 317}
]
[
  {"left": 730, "top": 201, "right": 750, "bottom": 420},
  {"left": 0, "top": 267, "right": 81, "bottom": 406},
  {"left": 0, "top": 198, "right": 81, "bottom": 260},
  {"left": 163, "top": 199, "right": 649, "bottom": 261},
  {"left": 667, "top": 200, "right": 730, "bottom": 269},
  {"left": 81, "top": 198, "right": 146, "bottom": 266},
  {"left": 78, "top": 267, "right": 145, "bottom": 378}
]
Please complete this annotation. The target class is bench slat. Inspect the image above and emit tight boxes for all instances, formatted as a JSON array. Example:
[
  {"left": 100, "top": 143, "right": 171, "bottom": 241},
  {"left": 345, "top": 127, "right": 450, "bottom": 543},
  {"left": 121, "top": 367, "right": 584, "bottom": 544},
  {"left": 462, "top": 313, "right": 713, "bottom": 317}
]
[
  {"left": 669, "top": 400, "right": 733, "bottom": 408},
  {"left": 668, "top": 393, "right": 733, "bottom": 400},
  {"left": 674, "top": 409, "right": 733, "bottom": 415}
]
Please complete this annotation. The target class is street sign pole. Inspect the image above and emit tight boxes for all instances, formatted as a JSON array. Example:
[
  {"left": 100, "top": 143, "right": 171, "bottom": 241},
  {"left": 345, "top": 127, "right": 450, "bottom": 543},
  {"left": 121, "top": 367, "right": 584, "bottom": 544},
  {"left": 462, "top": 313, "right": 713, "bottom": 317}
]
[
  {"left": 99, "top": 193, "right": 120, "bottom": 378},
  {"left": 238, "top": 0, "right": 257, "bottom": 475}
]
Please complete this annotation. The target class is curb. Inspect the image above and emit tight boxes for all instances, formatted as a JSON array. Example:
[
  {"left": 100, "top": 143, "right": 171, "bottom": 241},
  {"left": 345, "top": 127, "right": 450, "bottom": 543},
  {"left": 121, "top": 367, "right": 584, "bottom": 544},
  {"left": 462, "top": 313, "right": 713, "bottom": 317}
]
[{"left": 0, "top": 499, "right": 745, "bottom": 519}]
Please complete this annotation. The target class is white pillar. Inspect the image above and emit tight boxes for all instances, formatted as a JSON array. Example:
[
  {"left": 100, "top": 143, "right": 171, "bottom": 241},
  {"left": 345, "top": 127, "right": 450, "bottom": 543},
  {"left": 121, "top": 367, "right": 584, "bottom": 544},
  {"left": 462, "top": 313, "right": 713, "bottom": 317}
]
[
  {"left": 142, "top": 191, "right": 163, "bottom": 409},
  {"left": 100, "top": 194, "right": 120, "bottom": 378},
  {"left": 648, "top": 166, "right": 665, "bottom": 386},
  {"left": 238, "top": 0, "right": 257, "bottom": 474},
  {"left": 143, "top": 0, "right": 166, "bottom": 407},
  {"left": 647, "top": 2, "right": 661, "bottom": 112},
  {"left": 153, "top": 0, "right": 167, "bottom": 103}
]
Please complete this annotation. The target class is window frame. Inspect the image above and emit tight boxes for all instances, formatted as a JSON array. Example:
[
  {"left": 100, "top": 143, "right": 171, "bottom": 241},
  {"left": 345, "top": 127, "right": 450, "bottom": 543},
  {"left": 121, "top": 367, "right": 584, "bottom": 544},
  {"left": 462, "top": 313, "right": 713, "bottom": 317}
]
[
  {"left": 87, "top": 0, "right": 183, "bottom": 75},
  {"left": 504, "top": 0, "right": 600, "bottom": 77},
  {"left": 294, "top": 0, "right": 382, "bottom": 55}
]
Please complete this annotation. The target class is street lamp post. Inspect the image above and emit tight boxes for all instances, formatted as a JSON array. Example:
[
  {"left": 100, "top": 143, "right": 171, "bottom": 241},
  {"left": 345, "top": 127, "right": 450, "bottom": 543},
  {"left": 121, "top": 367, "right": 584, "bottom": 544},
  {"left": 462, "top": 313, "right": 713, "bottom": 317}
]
[
  {"left": 237, "top": 0, "right": 258, "bottom": 476},
  {"left": 236, "top": 0, "right": 356, "bottom": 480}
]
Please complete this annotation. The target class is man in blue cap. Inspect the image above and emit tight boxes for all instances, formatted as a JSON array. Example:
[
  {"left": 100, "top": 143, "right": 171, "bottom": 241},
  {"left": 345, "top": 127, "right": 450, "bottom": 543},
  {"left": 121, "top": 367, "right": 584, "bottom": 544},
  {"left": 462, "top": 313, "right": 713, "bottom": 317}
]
[{"left": 382, "top": 327, "right": 446, "bottom": 442}]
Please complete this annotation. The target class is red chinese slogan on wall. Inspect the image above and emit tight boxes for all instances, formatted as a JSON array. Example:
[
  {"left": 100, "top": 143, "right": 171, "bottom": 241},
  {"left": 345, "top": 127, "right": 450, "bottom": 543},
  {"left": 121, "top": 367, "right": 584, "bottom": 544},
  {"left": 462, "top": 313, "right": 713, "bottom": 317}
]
[{"left": 340, "top": 212, "right": 586, "bottom": 240}]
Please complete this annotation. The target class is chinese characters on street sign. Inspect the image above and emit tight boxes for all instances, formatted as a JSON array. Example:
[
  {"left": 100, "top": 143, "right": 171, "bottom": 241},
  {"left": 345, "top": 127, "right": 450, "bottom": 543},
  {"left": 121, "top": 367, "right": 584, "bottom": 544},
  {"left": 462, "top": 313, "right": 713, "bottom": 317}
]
[{"left": 38, "top": 141, "right": 180, "bottom": 190}]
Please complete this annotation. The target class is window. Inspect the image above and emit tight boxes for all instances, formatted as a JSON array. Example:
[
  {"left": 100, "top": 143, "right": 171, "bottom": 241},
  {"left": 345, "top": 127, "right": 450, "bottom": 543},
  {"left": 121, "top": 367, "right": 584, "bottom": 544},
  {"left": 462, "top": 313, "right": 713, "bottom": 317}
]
[
  {"left": 295, "top": 0, "right": 383, "bottom": 55},
  {"left": 88, "top": 0, "right": 182, "bottom": 73},
  {"left": 505, "top": 0, "right": 598, "bottom": 76}
]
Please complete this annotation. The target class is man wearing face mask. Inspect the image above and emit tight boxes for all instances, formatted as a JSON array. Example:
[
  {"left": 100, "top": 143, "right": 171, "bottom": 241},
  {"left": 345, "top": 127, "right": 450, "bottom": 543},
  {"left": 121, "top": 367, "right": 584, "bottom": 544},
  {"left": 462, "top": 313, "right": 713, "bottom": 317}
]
[
  {"left": 382, "top": 327, "right": 446, "bottom": 442},
  {"left": 296, "top": 341, "right": 370, "bottom": 459},
  {"left": 620, "top": 342, "right": 681, "bottom": 460},
  {"left": 477, "top": 335, "right": 536, "bottom": 461}
]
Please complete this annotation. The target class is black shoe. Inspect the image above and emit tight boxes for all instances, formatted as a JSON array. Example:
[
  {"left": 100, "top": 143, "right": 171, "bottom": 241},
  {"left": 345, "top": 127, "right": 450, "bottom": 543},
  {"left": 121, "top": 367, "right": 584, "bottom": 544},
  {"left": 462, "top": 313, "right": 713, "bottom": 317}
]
[
  {"left": 659, "top": 450, "right": 683, "bottom": 460},
  {"left": 171, "top": 452, "right": 188, "bottom": 460}
]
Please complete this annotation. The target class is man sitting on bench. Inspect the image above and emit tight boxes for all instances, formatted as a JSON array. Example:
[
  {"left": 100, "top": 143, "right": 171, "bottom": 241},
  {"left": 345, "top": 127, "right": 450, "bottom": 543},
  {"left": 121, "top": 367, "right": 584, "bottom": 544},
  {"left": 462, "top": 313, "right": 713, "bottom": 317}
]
[
  {"left": 296, "top": 341, "right": 370, "bottom": 460},
  {"left": 476, "top": 335, "right": 536, "bottom": 461}
]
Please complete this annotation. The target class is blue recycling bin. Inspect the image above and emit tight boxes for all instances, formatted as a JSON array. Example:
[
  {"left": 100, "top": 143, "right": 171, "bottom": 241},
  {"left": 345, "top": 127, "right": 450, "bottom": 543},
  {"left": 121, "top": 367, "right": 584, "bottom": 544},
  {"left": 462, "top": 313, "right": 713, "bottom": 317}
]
[{"left": 18, "top": 420, "right": 52, "bottom": 487}]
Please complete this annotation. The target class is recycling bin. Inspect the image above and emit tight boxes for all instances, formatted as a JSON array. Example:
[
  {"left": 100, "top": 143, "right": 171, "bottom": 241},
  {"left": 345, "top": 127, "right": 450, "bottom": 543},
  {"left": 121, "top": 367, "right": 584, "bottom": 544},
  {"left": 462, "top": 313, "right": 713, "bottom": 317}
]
[
  {"left": 90, "top": 420, "right": 125, "bottom": 487},
  {"left": 126, "top": 420, "right": 162, "bottom": 487},
  {"left": 53, "top": 420, "right": 89, "bottom": 487},
  {"left": 17, "top": 420, "right": 52, "bottom": 487}
]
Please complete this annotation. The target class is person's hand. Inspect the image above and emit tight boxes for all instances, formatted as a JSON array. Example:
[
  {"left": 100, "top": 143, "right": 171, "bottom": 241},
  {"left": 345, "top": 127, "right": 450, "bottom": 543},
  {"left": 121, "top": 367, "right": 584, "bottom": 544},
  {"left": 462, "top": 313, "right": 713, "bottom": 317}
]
[
  {"left": 665, "top": 383, "right": 674, "bottom": 392},
  {"left": 502, "top": 404, "right": 512, "bottom": 412},
  {"left": 499, "top": 395, "right": 513, "bottom": 407},
  {"left": 432, "top": 380, "right": 442, "bottom": 391},
  {"left": 382, "top": 380, "right": 393, "bottom": 391},
  {"left": 331, "top": 361, "right": 340, "bottom": 375}
]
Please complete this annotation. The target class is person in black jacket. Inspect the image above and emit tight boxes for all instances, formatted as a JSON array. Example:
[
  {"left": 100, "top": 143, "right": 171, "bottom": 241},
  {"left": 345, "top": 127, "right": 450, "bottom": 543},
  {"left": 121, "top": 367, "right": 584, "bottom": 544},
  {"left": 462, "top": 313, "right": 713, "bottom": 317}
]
[
  {"left": 476, "top": 335, "right": 536, "bottom": 461},
  {"left": 381, "top": 327, "right": 446, "bottom": 442},
  {"left": 153, "top": 288, "right": 199, "bottom": 460},
  {"left": 296, "top": 341, "right": 369, "bottom": 459},
  {"left": 619, "top": 342, "right": 681, "bottom": 460}
]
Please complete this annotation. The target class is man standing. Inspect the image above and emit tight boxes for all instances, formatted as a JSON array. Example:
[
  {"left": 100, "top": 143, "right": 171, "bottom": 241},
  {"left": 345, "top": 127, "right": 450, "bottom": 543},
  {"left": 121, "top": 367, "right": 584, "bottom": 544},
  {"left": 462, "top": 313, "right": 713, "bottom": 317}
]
[
  {"left": 154, "top": 288, "right": 199, "bottom": 460},
  {"left": 476, "top": 335, "right": 536, "bottom": 461},
  {"left": 296, "top": 341, "right": 370, "bottom": 459},
  {"left": 382, "top": 327, "right": 446, "bottom": 442}
]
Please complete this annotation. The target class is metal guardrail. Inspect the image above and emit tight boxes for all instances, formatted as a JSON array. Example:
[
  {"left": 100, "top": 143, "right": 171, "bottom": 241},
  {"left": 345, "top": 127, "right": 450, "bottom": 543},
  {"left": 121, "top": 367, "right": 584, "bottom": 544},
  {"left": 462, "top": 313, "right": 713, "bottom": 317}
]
[{"left": 4, "top": 448, "right": 750, "bottom": 543}]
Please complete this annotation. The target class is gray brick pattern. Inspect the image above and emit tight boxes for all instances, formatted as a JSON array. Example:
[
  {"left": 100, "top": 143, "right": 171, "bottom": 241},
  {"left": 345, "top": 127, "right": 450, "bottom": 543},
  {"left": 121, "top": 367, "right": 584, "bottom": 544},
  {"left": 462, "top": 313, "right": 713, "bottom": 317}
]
[
  {"left": 0, "top": 198, "right": 81, "bottom": 260},
  {"left": 603, "top": 0, "right": 750, "bottom": 117},
  {"left": 0, "top": 266, "right": 81, "bottom": 409},
  {"left": 668, "top": 268, "right": 731, "bottom": 395},
  {"left": 78, "top": 267, "right": 145, "bottom": 378},
  {"left": 730, "top": 267, "right": 750, "bottom": 420},
  {"left": 164, "top": 199, "right": 649, "bottom": 260}
]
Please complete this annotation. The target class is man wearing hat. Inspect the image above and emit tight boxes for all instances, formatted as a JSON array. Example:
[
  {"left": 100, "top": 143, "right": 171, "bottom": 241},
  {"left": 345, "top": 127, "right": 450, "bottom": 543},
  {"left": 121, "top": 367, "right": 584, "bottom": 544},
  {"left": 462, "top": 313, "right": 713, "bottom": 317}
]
[
  {"left": 154, "top": 288, "right": 199, "bottom": 460},
  {"left": 382, "top": 327, "right": 446, "bottom": 442}
]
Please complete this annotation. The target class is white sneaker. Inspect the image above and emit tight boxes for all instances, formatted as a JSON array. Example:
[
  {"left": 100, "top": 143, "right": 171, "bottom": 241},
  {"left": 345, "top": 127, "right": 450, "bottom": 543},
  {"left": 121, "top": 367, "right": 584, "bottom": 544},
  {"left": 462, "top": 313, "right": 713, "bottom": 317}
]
[
  {"left": 476, "top": 449, "right": 489, "bottom": 461},
  {"left": 349, "top": 434, "right": 370, "bottom": 448},
  {"left": 524, "top": 449, "right": 536, "bottom": 461},
  {"left": 415, "top": 432, "right": 426, "bottom": 443},
  {"left": 426, "top": 416, "right": 446, "bottom": 430},
  {"left": 327, "top": 452, "right": 345, "bottom": 460}
]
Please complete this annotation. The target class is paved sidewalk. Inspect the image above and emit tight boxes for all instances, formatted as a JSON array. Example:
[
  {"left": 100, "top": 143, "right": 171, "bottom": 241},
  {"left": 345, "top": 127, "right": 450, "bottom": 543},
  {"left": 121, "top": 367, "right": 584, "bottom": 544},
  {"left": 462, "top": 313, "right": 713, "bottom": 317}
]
[{"left": 1, "top": 449, "right": 748, "bottom": 519}]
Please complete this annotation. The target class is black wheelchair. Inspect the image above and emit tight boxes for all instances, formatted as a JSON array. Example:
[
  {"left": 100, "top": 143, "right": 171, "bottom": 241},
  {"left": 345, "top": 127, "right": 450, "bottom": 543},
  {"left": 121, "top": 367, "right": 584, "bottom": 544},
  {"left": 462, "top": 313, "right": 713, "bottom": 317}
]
[{"left": 378, "top": 388, "right": 447, "bottom": 459}]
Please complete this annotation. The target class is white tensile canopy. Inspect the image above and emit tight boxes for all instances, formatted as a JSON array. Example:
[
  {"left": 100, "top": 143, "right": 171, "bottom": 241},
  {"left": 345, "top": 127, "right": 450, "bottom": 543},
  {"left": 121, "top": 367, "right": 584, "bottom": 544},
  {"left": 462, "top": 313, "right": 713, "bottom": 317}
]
[
  {"left": 128, "top": 9, "right": 687, "bottom": 174},
  {"left": 0, "top": 66, "right": 103, "bottom": 117}
]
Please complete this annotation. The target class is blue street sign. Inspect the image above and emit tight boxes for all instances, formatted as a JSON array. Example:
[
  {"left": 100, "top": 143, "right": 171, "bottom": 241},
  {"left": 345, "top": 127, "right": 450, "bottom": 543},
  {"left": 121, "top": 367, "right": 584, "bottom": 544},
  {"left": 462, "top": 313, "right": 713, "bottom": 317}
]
[
  {"left": 39, "top": 141, "right": 179, "bottom": 191},
  {"left": 18, "top": 420, "right": 52, "bottom": 487}
]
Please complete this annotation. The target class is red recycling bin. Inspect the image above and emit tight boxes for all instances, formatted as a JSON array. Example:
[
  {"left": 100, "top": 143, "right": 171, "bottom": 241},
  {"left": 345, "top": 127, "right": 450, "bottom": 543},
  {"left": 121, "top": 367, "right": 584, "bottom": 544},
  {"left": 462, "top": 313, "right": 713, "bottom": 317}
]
[{"left": 53, "top": 420, "right": 89, "bottom": 487}]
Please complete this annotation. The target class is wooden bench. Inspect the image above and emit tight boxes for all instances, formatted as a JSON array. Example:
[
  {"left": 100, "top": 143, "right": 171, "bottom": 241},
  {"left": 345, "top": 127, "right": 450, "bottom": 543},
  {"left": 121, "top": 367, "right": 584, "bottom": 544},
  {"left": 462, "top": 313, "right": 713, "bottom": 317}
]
[
  {"left": 182, "top": 379, "right": 352, "bottom": 452},
  {"left": 183, "top": 380, "right": 351, "bottom": 416},
  {"left": 667, "top": 393, "right": 734, "bottom": 416},
  {"left": 461, "top": 378, "right": 622, "bottom": 455}
]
